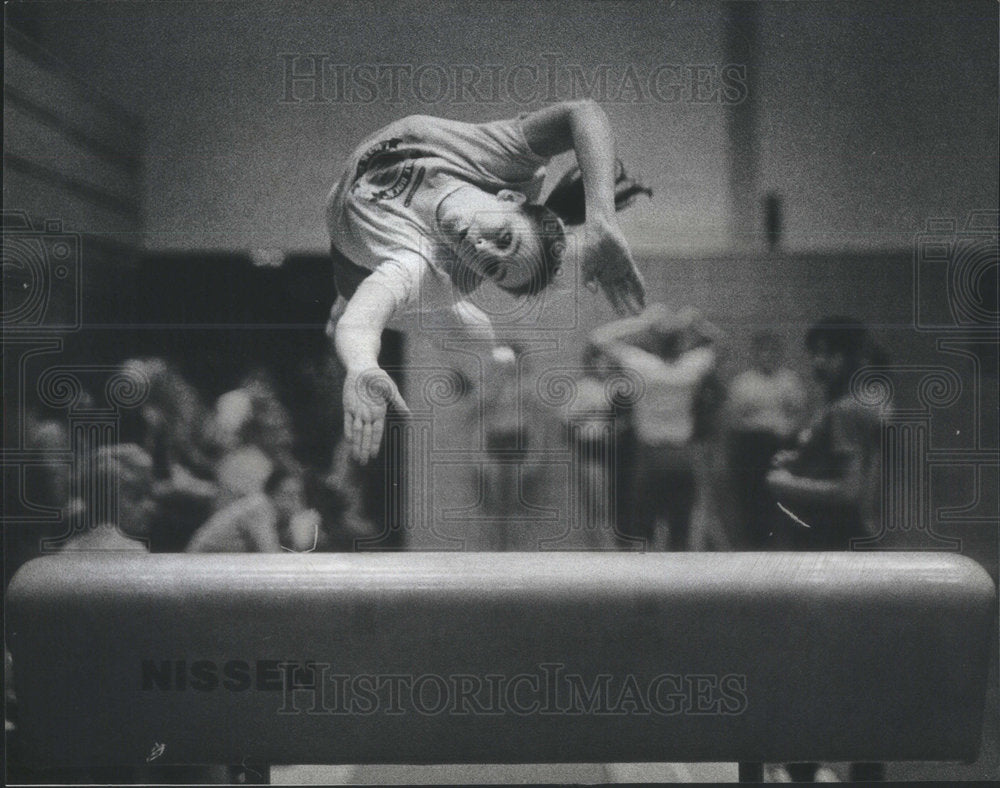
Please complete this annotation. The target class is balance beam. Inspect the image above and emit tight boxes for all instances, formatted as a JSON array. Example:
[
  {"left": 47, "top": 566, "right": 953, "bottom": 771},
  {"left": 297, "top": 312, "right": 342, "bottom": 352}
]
[{"left": 6, "top": 552, "right": 995, "bottom": 769}]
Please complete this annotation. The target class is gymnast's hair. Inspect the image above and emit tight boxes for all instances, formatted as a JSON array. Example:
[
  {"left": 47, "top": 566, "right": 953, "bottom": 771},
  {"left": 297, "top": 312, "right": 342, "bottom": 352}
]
[{"left": 501, "top": 203, "right": 567, "bottom": 298}]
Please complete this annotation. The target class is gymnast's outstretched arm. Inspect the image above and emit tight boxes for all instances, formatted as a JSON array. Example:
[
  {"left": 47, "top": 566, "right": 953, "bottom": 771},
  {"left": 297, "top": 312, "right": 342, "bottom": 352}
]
[
  {"left": 522, "top": 100, "right": 645, "bottom": 314},
  {"left": 335, "top": 267, "right": 523, "bottom": 463},
  {"left": 334, "top": 276, "right": 410, "bottom": 464}
]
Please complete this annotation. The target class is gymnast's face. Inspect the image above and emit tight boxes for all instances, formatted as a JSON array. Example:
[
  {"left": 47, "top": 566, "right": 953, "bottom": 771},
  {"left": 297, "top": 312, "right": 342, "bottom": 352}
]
[{"left": 443, "top": 187, "right": 544, "bottom": 292}]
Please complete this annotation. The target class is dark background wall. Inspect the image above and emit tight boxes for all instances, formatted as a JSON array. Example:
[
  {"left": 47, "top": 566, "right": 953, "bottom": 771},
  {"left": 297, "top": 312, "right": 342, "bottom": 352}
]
[{"left": 7, "top": 0, "right": 996, "bottom": 255}]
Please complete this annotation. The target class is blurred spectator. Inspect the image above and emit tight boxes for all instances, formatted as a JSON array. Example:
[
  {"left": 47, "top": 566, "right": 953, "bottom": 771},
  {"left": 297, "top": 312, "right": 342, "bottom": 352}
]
[
  {"left": 687, "top": 341, "right": 732, "bottom": 551},
  {"left": 120, "top": 358, "right": 219, "bottom": 551},
  {"left": 214, "top": 444, "right": 274, "bottom": 508},
  {"left": 186, "top": 465, "right": 317, "bottom": 553},
  {"left": 6, "top": 412, "right": 71, "bottom": 575},
  {"left": 24, "top": 410, "right": 70, "bottom": 511},
  {"left": 236, "top": 368, "right": 297, "bottom": 464},
  {"left": 562, "top": 344, "right": 635, "bottom": 549},
  {"left": 765, "top": 321, "right": 890, "bottom": 786},
  {"left": 725, "top": 331, "right": 807, "bottom": 548},
  {"left": 767, "top": 316, "right": 888, "bottom": 550},
  {"left": 61, "top": 443, "right": 155, "bottom": 552},
  {"left": 319, "top": 439, "right": 382, "bottom": 549},
  {"left": 274, "top": 471, "right": 323, "bottom": 552},
  {"left": 479, "top": 346, "right": 526, "bottom": 549},
  {"left": 209, "top": 368, "right": 298, "bottom": 507},
  {"left": 144, "top": 467, "right": 218, "bottom": 552},
  {"left": 591, "top": 304, "right": 721, "bottom": 551},
  {"left": 121, "top": 357, "right": 214, "bottom": 477},
  {"left": 212, "top": 388, "right": 254, "bottom": 449}
]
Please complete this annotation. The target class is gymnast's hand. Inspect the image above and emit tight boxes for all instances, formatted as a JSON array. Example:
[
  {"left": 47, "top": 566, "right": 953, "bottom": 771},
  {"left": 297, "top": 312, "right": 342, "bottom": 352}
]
[
  {"left": 343, "top": 367, "right": 410, "bottom": 464},
  {"left": 580, "top": 216, "right": 646, "bottom": 315}
]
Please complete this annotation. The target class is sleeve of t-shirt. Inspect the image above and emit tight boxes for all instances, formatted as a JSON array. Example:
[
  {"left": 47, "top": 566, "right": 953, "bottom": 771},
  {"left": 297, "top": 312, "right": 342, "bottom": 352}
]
[{"left": 358, "top": 251, "right": 432, "bottom": 316}]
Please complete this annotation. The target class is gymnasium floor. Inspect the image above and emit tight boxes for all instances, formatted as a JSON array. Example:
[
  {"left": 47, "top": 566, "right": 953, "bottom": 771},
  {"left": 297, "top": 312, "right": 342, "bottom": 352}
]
[{"left": 272, "top": 762, "right": 738, "bottom": 783}]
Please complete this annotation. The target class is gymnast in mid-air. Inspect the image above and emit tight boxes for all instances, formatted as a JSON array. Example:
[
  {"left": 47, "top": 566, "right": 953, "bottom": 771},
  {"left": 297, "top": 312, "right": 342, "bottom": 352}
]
[{"left": 326, "top": 100, "right": 651, "bottom": 463}]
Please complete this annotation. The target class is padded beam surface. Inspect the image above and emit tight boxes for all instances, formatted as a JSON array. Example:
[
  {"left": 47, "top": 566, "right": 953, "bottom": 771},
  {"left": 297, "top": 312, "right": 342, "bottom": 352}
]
[{"left": 7, "top": 552, "right": 995, "bottom": 766}]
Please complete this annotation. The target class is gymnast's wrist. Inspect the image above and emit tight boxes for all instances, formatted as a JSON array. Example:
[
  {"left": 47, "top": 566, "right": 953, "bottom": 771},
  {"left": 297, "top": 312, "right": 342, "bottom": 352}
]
[
  {"left": 344, "top": 360, "right": 380, "bottom": 378},
  {"left": 585, "top": 205, "right": 616, "bottom": 228},
  {"left": 335, "top": 333, "right": 379, "bottom": 374}
]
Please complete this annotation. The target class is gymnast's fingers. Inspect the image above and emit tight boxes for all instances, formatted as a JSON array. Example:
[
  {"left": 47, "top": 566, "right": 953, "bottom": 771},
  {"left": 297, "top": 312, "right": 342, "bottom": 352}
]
[
  {"left": 352, "top": 414, "right": 366, "bottom": 462},
  {"left": 371, "top": 414, "right": 385, "bottom": 458},
  {"left": 359, "top": 420, "right": 373, "bottom": 463}
]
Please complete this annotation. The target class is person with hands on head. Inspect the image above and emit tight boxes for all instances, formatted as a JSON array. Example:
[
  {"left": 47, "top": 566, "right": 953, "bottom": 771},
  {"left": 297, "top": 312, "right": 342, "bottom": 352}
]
[
  {"left": 590, "top": 304, "right": 723, "bottom": 551},
  {"left": 326, "top": 100, "right": 651, "bottom": 464}
]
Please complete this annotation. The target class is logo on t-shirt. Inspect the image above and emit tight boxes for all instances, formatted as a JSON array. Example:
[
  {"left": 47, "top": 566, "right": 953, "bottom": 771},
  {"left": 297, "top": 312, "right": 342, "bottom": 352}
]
[
  {"left": 352, "top": 138, "right": 426, "bottom": 204},
  {"left": 354, "top": 138, "right": 402, "bottom": 180}
]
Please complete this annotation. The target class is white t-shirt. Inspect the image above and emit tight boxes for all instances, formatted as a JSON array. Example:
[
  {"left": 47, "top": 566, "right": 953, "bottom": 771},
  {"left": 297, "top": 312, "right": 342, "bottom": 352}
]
[
  {"left": 615, "top": 345, "right": 717, "bottom": 447},
  {"left": 326, "top": 114, "right": 548, "bottom": 321},
  {"left": 727, "top": 368, "right": 807, "bottom": 438}
]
